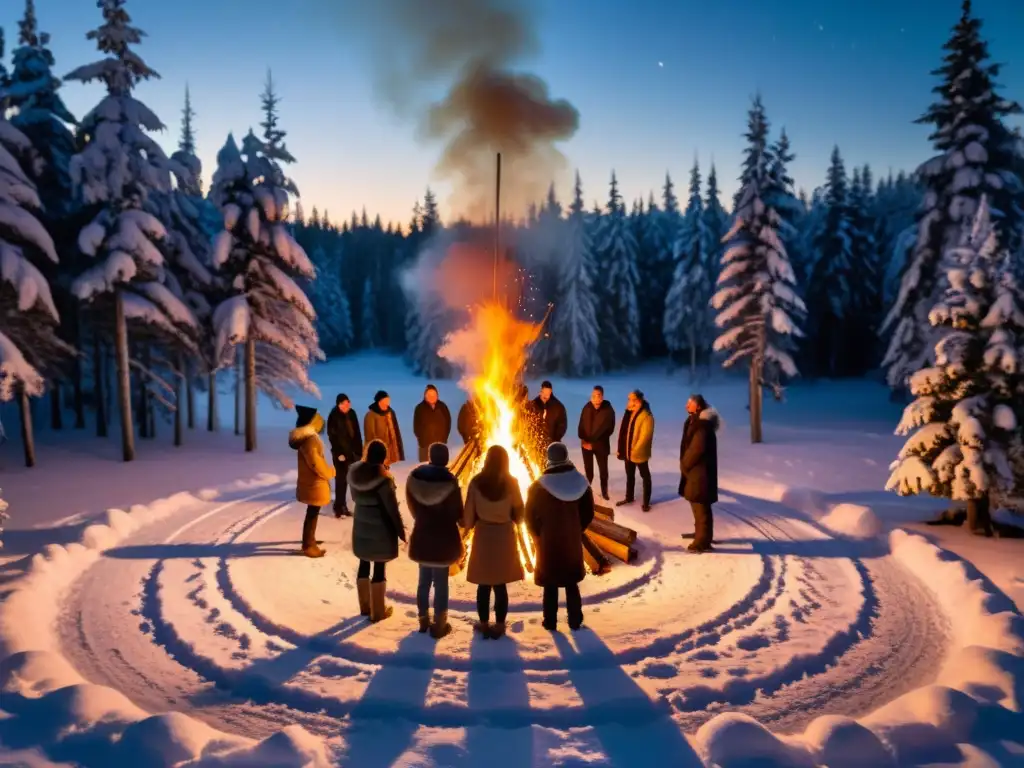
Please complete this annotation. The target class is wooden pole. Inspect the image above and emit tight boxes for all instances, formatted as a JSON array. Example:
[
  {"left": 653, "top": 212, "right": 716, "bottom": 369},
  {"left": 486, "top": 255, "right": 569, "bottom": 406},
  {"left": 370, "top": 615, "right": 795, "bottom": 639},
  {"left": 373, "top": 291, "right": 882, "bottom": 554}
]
[
  {"left": 244, "top": 335, "right": 256, "bottom": 451},
  {"left": 114, "top": 289, "right": 135, "bottom": 461},
  {"left": 18, "top": 386, "right": 35, "bottom": 468},
  {"left": 494, "top": 152, "right": 501, "bottom": 304}
]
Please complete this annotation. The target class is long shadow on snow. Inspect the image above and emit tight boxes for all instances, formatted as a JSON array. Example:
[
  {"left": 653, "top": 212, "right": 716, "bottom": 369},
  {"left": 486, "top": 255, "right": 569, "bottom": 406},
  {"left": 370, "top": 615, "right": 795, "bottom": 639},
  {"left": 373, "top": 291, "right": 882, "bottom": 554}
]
[
  {"left": 461, "top": 631, "right": 533, "bottom": 767},
  {"left": 553, "top": 631, "right": 702, "bottom": 766},
  {"left": 104, "top": 541, "right": 300, "bottom": 560},
  {"left": 336, "top": 632, "right": 437, "bottom": 768}
]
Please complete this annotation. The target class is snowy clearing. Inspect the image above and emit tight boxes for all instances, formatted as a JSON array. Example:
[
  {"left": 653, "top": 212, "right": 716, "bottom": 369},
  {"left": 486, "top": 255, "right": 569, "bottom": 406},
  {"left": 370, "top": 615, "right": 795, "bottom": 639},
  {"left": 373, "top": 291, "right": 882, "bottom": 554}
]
[{"left": 1, "top": 355, "right": 1022, "bottom": 766}]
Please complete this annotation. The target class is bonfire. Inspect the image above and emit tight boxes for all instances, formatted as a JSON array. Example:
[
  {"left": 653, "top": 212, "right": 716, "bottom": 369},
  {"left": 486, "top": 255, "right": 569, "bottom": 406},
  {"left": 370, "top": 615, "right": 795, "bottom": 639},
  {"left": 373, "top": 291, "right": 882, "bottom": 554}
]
[{"left": 441, "top": 301, "right": 638, "bottom": 576}]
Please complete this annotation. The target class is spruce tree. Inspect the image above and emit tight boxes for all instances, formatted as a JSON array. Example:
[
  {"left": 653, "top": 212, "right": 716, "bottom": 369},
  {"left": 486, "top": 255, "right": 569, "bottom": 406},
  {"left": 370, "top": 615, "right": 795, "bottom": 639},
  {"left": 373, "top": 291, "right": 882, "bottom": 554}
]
[
  {"left": 596, "top": 172, "right": 641, "bottom": 368},
  {"left": 713, "top": 96, "right": 805, "bottom": 442},
  {"left": 848, "top": 165, "right": 883, "bottom": 373},
  {"left": 306, "top": 244, "right": 352, "bottom": 356},
  {"left": 65, "top": 0, "right": 200, "bottom": 462},
  {"left": 209, "top": 83, "right": 321, "bottom": 450},
  {"left": 664, "top": 161, "right": 712, "bottom": 378},
  {"left": 360, "top": 276, "right": 379, "bottom": 350},
  {"left": 883, "top": 0, "right": 1022, "bottom": 390},
  {"left": 887, "top": 197, "right": 1024, "bottom": 535},
  {"left": 702, "top": 163, "right": 729, "bottom": 287},
  {"left": 551, "top": 171, "right": 601, "bottom": 376}
]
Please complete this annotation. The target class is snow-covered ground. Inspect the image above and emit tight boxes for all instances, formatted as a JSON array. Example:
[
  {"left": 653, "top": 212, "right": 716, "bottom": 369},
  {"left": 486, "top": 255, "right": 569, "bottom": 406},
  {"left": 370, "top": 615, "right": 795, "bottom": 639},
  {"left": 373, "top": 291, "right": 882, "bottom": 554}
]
[{"left": 1, "top": 354, "right": 1022, "bottom": 767}]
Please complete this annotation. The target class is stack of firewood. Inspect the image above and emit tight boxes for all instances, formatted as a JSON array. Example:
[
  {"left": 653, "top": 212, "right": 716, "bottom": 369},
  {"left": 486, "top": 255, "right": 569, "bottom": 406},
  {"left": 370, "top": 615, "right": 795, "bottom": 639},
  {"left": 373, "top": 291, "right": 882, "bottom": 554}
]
[{"left": 448, "top": 440, "right": 639, "bottom": 576}]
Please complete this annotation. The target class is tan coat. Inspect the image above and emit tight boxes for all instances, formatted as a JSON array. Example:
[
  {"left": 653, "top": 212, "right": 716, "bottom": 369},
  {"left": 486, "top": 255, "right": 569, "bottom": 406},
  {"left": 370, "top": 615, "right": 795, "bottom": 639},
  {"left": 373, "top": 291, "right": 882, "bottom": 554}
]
[
  {"left": 463, "top": 477, "right": 526, "bottom": 586},
  {"left": 619, "top": 405, "right": 654, "bottom": 464},
  {"left": 289, "top": 414, "right": 336, "bottom": 507}
]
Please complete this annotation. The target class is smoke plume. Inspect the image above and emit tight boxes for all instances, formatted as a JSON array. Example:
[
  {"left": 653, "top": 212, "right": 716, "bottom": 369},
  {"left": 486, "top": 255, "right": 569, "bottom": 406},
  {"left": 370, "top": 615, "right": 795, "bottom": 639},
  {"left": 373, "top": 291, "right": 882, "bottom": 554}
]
[{"left": 349, "top": 0, "right": 579, "bottom": 220}]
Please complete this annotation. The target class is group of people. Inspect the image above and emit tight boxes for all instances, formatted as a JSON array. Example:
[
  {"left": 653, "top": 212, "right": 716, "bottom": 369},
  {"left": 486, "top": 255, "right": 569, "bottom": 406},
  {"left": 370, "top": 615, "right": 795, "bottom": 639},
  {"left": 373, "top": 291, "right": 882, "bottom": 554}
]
[{"left": 286, "top": 382, "right": 720, "bottom": 639}]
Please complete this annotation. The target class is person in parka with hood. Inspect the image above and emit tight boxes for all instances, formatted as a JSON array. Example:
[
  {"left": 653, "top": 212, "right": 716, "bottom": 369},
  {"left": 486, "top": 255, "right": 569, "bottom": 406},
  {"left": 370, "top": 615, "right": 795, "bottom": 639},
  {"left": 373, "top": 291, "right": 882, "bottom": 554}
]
[
  {"left": 616, "top": 390, "right": 655, "bottom": 511},
  {"left": 577, "top": 385, "right": 616, "bottom": 501},
  {"left": 413, "top": 384, "right": 452, "bottom": 462},
  {"left": 525, "top": 442, "right": 595, "bottom": 631},
  {"left": 457, "top": 396, "right": 482, "bottom": 445},
  {"left": 327, "top": 393, "right": 362, "bottom": 517},
  {"left": 406, "top": 442, "right": 464, "bottom": 638},
  {"left": 349, "top": 439, "right": 406, "bottom": 622},
  {"left": 290, "top": 405, "right": 336, "bottom": 558},
  {"left": 679, "top": 394, "right": 720, "bottom": 553},
  {"left": 364, "top": 390, "right": 405, "bottom": 467}
]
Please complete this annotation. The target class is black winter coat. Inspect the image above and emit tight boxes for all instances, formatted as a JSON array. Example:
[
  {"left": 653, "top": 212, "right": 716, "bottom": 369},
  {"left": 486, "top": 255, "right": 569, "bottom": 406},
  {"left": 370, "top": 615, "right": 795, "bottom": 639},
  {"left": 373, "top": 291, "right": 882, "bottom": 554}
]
[
  {"left": 577, "top": 401, "right": 616, "bottom": 457},
  {"left": 413, "top": 400, "right": 452, "bottom": 461},
  {"left": 406, "top": 463, "right": 464, "bottom": 566},
  {"left": 679, "top": 408, "right": 720, "bottom": 504},
  {"left": 531, "top": 395, "right": 568, "bottom": 444},
  {"left": 525, "top": 464, "right": 595, "bottom": 587},
  {"left": 458, "top": 400, "right": 481, "bottom": 444},
  {"left": 327, "top": 408, "right": 362, "bottom": 462}
]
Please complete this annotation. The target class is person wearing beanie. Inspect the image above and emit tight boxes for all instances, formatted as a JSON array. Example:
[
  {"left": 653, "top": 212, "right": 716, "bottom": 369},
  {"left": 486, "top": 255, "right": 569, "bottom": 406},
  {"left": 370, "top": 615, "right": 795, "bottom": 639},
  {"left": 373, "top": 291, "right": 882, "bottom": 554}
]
[
  {"left": 615, "top": 389, "right": 656, "bottom": 512},
  {"left": 327, "top": 393, "right": 362, "bottom": 517},
  {"left": 363, "top": 391, "right": 405, "bottom": 467},
  {"left": 348, "top": 438, "right": 406, "bottom": 622},
  {"left": 413, "top": 384, "right": 453, "bottom": 462},
  {"left": 289, "top": 405, "right": 336, "bottom": 558},
  {"left": 525, "top": 441, "right": 595, "bottom": 631},
  {"left": 406, "top": 442, "right": 463, "bottom": 638}
]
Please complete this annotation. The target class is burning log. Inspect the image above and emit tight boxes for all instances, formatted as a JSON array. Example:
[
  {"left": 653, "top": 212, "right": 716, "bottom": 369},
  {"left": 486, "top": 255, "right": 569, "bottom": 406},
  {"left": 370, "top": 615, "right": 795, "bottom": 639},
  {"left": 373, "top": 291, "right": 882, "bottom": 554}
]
[{"left": 587, "top": 531, "right": 638, "bottom": 564}]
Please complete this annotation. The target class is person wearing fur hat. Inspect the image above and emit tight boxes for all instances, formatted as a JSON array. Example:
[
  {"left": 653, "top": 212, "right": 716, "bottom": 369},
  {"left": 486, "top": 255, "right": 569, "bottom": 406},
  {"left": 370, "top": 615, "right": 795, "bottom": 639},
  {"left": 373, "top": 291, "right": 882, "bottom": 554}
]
[
  {"left": 364, "top": 391, "right": 405, "bottom": 467},
  {"left": 679, "top": 394, "right": 721, "bottom": 553},
  {"left": 348, "top": 439, "right": 406, "bottom": 621},
  {"left": 289, "top": 405, "right": 336, "bottom": 558},
  {"left": 616, "top": 389, "right": 655, "bottom": 512},
  {"left": 525, "top": 442, "right": 595, "bottom": 631},
  {"left": 406, "top": 443, "right": 464, "bottom": 638}
]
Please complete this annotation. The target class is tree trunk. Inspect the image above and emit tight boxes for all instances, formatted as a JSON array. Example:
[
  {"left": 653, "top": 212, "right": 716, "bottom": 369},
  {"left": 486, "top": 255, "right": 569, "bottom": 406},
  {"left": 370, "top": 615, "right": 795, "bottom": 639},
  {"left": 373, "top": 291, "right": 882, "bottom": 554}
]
[
  {"left": 234, "top": 352, "right": 242, "bottom": 436},
  {"left": 244, "top": 336, "right": 256, "bottom": 452},
  {"left": 207, "top": 370, "right": 218, "bottom": 431},
  {"left": 50, "top": 382, "right": 63, "bottom": 429},
  {"left": 749, "top": 360, "right": 763, "bottom": 444},
  {"left": 114, "top": 290, "right": 135, "bottom": 462},
  {"left": 94, "top": 336, "right": 107, "bottom": 438},
  {"left": 144, "top": 346, "right": 155, "bottom": 439},
  {"left": 19, "top": 386, "right": 36, "bottom": 468},
  {"left": 186, "top": 362, "right": 195, "bottom": 429},
  {"left": 174, "top": 352, "right": 183, "bottom": 447},
  {"left": 135, "top": 347, "right": 148, "bottom": 439},
  {"left": 966, "top": 493, "right": 993, "bottom": 537},
  {"left": 71, "top": 307, "right": 85, "bottom": 428}
]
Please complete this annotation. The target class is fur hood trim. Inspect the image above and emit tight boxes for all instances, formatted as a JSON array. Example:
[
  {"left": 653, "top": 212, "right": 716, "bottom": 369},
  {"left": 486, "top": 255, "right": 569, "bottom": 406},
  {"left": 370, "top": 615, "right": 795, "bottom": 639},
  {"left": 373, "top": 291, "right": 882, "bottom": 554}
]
[
  {"left": 348, "top": 460, "right": 391, "bottom": 491},
  {"left": 699, "top": 407, "right": 721, "bottom": 431},
  {"left": 288, "top": 414, "right": 324, "bottom": 449},
  {"left": 407, "top": 467, "right": 459, "bottom": 506},
  {"left": 538, "top": 468, "right": 590, "bottom": 502}
]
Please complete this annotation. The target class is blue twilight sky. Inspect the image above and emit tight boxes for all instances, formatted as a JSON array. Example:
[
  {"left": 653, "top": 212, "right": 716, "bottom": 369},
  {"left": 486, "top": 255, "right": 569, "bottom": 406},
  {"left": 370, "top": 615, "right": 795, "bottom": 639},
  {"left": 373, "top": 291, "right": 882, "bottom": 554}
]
[{"left": 2, "top": 0, "right": 1022, "bottom": 225}]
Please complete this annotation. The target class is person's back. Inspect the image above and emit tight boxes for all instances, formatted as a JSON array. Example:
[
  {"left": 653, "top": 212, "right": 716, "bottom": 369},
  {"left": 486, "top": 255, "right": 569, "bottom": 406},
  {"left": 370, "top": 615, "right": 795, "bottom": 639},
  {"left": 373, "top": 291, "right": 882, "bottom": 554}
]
[{"left": 525, "top": 442, "right": 595, "bottom": 631}]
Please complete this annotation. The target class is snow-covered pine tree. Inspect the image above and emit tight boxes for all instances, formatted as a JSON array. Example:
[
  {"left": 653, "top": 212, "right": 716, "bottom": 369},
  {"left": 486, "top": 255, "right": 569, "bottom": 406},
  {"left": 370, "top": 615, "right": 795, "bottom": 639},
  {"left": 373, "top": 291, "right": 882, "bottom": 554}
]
[
  {"left": 0, "top": 80, "right": 71, "bottom": 467},
  {"left": 847, "top": 165, "right": 883, "bottom": 374},
  {"left": 550, "top": 171, "right": 601, "bottom": 376},
  {"left": 883, "top": 0, "right": 1023, "bottom": 391},
  {"left": 596, "top": 171, "right": 640, "bottom": 368},
  {"left": 664, "top": 160, "right": 712, "bottom": 379},
  {"left": 406, "top": 188, "right": 453, "bottom": 376},
  {"left": 874, "top": 171, "right": 923, "bottom": 309},
  {"left": 65, "top": 0, "right": 200, "bottom": 462},
  {"left": 209, "top": 82, "right": 321, "bottom": 451},
  {"left": 360, "top": 275, "right": 378, "bottom": 350},
  {"left": 807, "top": 146, "right": 855, "bottom": 377},
  {"left": 713, "top": 96, "right": 805, "bottom": 443},
  {"left": 887, "top": 197, "right": 1024, "bottom": 535},
  {"left": 702, "top": 163, "right": 729, "bottom": 287},
  {"left": 305, "top": 243, "right": 352, "bottom": 356}
]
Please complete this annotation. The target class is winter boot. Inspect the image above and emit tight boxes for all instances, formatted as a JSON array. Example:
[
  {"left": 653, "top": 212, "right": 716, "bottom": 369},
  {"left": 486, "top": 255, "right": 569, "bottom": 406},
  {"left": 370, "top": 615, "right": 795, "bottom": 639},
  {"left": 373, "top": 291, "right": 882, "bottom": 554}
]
[
  {"left": 475, "top": 620, "right": 491, "bottom": 637},
  {"left": 615, "top": 498, "right": 634, "bottom": 508},
  {"left": 487, "top": 621, "right": 506, "bottom": 639},
  {"left": 301, "top": 513, "right": 326, "bottom": 558},
  {"left": 430, "top": 611, "right": 452, "bottom": 639},
  {"left": 641, "top": 504, "right": 652, "bottom": 513},
  {"left": 369, "top": 581, "right": 393, "bottom": 623},
  {"left": 418, "top": 614, "right": 431, "bottom": 633},
  {"left": 356, "top": 578, "right": 371, "bottom": 617}
]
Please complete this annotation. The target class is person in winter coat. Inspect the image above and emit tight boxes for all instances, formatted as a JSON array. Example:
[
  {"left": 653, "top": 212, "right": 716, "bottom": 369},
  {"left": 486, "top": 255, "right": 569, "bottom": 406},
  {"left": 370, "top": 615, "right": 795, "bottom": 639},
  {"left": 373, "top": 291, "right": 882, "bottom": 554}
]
[
  {"left": 525, "top": 442, "right": 595, "bottom": 631},
  {"left": 532, "top": 380, "right": 568, "bottom": 445},
  {"left": 463, "top": 445, "right": 526, "bottom": 639},
  {"left": 679, "top": 394, "right": 720, "bottom": 553},
  {"left": 364, "top": 390, "right": 405, "bottom": 467},
  {"left": 413, "top": 384, "right": 453, "bottom": 462},
  {"left": 327, "top": 393, "right": 362, "bottom": 517},
  {"left": 289, "top": 405, "right": 336, "bottom": 559},
  {"left": 616, "top": 390, "right": 655, "bottom": 512},
  {"left": 457, "top": 396, "right": 482, "bottom": 445},
  {"left": 577, "top": 385, "right": 616, "bottom": 501},
  {"left": 406, "top": 443, "right": 464, "bottom": 638},
  {"left": 349, "top": 439, "right": 406, "bottom": 622}
]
